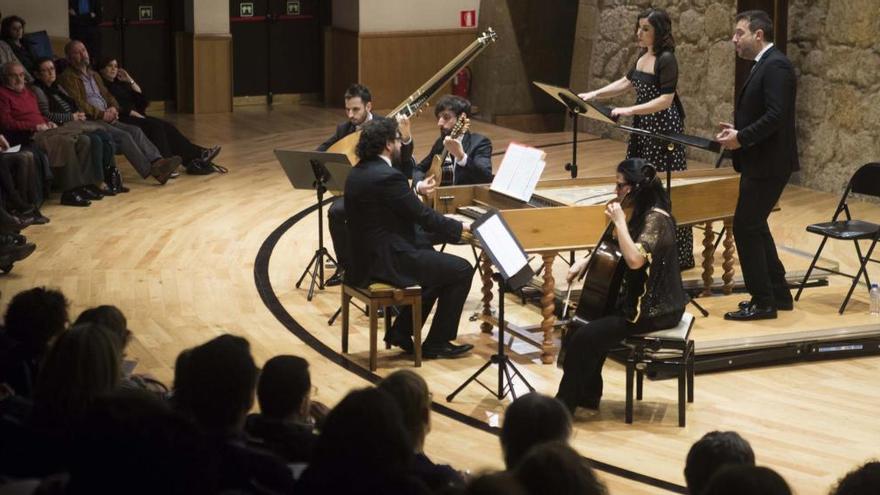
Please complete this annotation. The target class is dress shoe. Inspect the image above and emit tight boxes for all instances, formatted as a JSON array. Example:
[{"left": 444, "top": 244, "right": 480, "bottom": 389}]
[
  {"left": 724, "top": 303, "right": 777, "bottom": 321},
  {"left": 202, "top": 145, "right": 221, "bottom": 163},
  {"left": 0, "top": 208, "right": 29, "bottom": 233},
  {"left": 150, "top": 156, "right": 182, "bottom": 185},
  {"left": 60, "top": 190, "right": 91, "bottom": 207},
  {"left": 738, "top": 298, "right": 793, "bottom": 311},
  {"left": 0, "top": 236, "right": 36, "bottom": 263},
  {"left": 79, "top": 185, "right": 104, "bottom": 200},
  {"left": 384, "top": 334, "right": 414, "bottom": 353},
  {"left": 423, "top": 342, "right": 473, "bottom": 359},
  {"left": 26, "top": 209, "right": 50, "bottom": 225},
  {"left": 325, "top": 270, "right": 344, "bottom": 287}
]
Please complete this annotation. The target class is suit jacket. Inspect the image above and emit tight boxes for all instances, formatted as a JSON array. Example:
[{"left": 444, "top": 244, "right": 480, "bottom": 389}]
[
  {"left": 317, "top": 120, "right": 414, "bottom": 178},
  {"left": 413, "top": 131, "right": 493, "bottom": 186},
  {"left": 732, "top": 46, "right": 799, "bottom": 179},
  {"left": 345, "top": 157, "right": 463, "bottom": 288}
]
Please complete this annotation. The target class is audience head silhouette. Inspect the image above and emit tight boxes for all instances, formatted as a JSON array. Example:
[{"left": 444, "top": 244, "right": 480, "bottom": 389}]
[{"left": 500, "top": 392, "right": 572, "bottom": 468}]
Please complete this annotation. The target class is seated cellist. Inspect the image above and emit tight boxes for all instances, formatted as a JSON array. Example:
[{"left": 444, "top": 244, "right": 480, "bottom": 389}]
[{"left": 556, "top": 158, "right": 687, "bottom": 414}]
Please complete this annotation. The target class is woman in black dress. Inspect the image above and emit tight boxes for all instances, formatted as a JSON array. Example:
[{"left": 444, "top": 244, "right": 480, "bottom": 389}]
[
  {"left": 579, "top": 8, "right": 694, "bottom": 269},
  {"left": 556, "top": 158, "right": 687, "bottom": 414},
  {"left": 97, "top": 57, "right": 221, "bottom": 171}
]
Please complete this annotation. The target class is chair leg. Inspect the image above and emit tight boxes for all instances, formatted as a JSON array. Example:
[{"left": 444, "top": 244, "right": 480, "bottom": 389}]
[
  {"left": 636, "top": 368, "right": 644, "bottom": 401},
  {"left": 369, "top": 304, "right": 378, "bottom": 372},
  {"left": 840, "top": 239, "right": 878, "bottom": 314},
  {"left": 341, "top": 292, "right": 351, "bottom": 354},
  {"left": 625, "top": 356, "right": 635, "bottom": 424},
  {"left": 384, "top": 306, "right": 391, "bottom": 350},
  {"left": 687, "top": 341, "right": 695, "bottom": 403},
  {"left": 795, "top": 236, "right": 828, "bottom": 301},
  {"left": 412, "top": 296, "right": 422, "bottom": 368},
  {"left": 678, "top": 364, "right": 686, "bottom": 427},
  {"left": 853, "top": 239, "right": 874, "bottom": 288}
]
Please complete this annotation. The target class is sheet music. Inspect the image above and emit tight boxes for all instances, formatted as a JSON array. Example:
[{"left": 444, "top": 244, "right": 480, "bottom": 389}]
[
  {"left": 474, "top": 214, "right": 528, "bottom": 278},
  {"left": 490, "top": 143, "right": 545, "bottom": 202},
  {"left": 1, "top": 145, "right": 21, "bottom": 154}
]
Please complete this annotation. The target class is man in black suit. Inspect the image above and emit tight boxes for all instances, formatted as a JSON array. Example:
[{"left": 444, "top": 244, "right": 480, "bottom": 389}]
[
  {"left": 318, "top": 84, "right": 414, "bottom": 286},
  {"left": 412, "top": 95, "right": 492, "bottom": 198},
  {"left": 346, "top": 117, "right": 474, "bottom": 359},
  {"left": 716, "top": 10, "right": 799, "bottom": 321}
]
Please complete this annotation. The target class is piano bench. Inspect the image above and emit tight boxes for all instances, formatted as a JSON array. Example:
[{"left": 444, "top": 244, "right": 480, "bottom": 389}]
[
  {"left": 340, "top": 283, "right": 423, "bottom": 371},
  {"left": 623, "top": 312, "right": 695, "bottom": 427}
]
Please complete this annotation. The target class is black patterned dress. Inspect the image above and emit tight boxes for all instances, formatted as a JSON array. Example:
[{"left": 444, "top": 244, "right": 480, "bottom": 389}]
[{"left": 625, "top": 51, "right": 695, "bottom": 269}]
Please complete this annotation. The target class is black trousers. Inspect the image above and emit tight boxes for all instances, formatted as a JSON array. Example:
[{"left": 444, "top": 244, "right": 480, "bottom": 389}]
[
  {"left": 327, "top": 197, "right": 349, "bottom": 272},
  {"left": 388, "top": 249, "right": 473, "bottom": 346},
  {"left": 733, "top": 175, "right": 791, "bottom": 307},
  {"left": 556, "top": 310, "right": 682, "bottom": 406},
  {"left": 120, "top": 115, "right": 203, "bottom": 164}
]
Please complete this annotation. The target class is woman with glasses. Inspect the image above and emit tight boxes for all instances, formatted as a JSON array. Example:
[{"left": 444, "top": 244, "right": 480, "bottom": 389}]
[
  {"left": 579, "top": 8, "right": 694, "bottom": 270},
  {"left": 556, "top": 158, "right": 687, "bottom": 415}
]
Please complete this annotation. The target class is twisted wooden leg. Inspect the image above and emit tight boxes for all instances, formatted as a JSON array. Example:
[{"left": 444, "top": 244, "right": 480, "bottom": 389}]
[
  {"left": 722, "top": 219, "right": 736, "bottom": 294},
  {"left": 700, "top": 222, "right": 716, "bottom": 297},
  {"left": 480, "top": 253, "right": 494, "bottom": 334},
  {"left": 540, "top": 253, "right": 556, "bottom": 364}
]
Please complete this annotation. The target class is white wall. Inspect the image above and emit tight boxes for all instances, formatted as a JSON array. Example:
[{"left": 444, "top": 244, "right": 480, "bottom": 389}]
[
  {"left": 1, "top": 0, "right": 68, "bottom": 38},
  {"left": 333, "top": 0, "right": 480, "bottom": 33},
  {"left": 185, "top": 0, "right": 230, "bottom": 34}
]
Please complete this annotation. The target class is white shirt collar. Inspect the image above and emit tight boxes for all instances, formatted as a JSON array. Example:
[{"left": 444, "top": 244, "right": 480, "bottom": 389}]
[
  {"left": 755, "top": 42, "right": 774, "bottom": 62},
  {"left": 378, "top": 154, "right": 392, "bottom": 168}
]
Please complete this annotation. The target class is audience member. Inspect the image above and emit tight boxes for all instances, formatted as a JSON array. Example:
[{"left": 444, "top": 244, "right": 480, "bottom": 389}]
[
  {"left": 57, "top": 40, "right": 179, "bottom": 185},
  {"left": 0, "top": 12, "right": 32, "bottom": 83},
  {"left": 0, "top": 287, "right": 69, "bottom": 399},
  {"left": 684, "top": 430, "right": 756, "bottom": 494},
  {"left": 378, "top": 369, "right": 466, "bottom": 491},
  {"left": 0, "top": 61, "right": 103, "bottom": 207},
  {"left": 65, "top": 388, "right": 218, "bottom": 495},
  {"left": 172, "top": 334, "right": 297, "bottom": 494},
  {"left": 32, "top": 57, "right": 124, "bottom": 196},
  {"left": 296, "top": 387, "right": 429, "bottom": 495},
  {"left": 98, "top": 57, "right": 221, "bottom": 171},
  {"left": 702, "top": 465, "right": 791, "bottom": 495},
  {"left": 500, "top": 392, "right": 572, "bottom": 469},
  {"left": 514, "top": 442, "right": 606, "bottom": 495},
  {"left": 0, "top": 16, "right": 37, "bottom": 75},
  {"left": 831, "top": 461, "right": 880, "bottom": 495},
  {"left": 464, "top": 471, "right": 528, "bottom": 495},
  {"left": 0, "top": 133, "right": 48, "bottom": 224},
  {"left": 245, "top": 354, "right": 321, "bottom": 463}
]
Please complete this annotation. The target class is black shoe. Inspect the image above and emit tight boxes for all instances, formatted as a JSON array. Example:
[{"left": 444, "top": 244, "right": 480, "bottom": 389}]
[
  {"left": 0, "top": 208, "right": 29, "bottom": 233},
  {"left": 739, "top": 299, "right": 793, "bottom": 311},
  {"left": 201, "top": 145, "right": 222, "bottom": 163},
  {"left": 725, "top": 303, "right": 777, "bottom": 321},
  {"left": 0, "top": 238, "right": 36, "bottom": 262},
  {"left": 423, "top": 342, "right": 473, "bottom": 359},
  {"left": 326, "top": 271, "right": 344, "bottom": 287},
  {"left": 20, "top": 208, "right": 49, "bottom": 225},
  {"left": 60, "top": 190, "right": 91, "bottom": 207},
  {"left": 79, "top": 185, "right": 104, "bottom": 200},
  {"left": 384, "top": 334, "right": 414, "bottom": 354}
]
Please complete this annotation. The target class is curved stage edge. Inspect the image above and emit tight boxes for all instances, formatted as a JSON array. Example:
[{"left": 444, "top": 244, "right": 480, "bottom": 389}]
[{"left": 253, "top": 199, "right": 687, "bottom": 494}]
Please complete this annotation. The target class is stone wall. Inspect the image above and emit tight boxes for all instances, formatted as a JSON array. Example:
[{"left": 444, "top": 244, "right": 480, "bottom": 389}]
[
  {"left": 575, "top": 0, "right": 737, "bottom": 166},
  {"left": 788, "top": 0, "right": 880, "bottom": 193}
]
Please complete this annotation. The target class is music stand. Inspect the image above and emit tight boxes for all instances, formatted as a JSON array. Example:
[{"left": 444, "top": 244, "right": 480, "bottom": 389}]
[
  {"left": 447, "top": 211, "right": 536, "bottom": 403},
  {"left": 275, "top": 149, "right": 351, "bottom": 301},
  {"left": 533, "top": 81, "right": 617, "bottom": 179}
]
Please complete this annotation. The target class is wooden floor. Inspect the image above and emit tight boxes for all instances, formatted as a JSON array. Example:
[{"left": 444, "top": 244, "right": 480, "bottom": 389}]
[{"left": 2, "top": 104, "right": 879, "bottom": 495}]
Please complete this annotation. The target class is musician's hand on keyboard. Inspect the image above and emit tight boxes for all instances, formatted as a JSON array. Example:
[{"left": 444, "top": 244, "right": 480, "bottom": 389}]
[
  {"left": 416, "top": 176, "right": 437, "bottom": 196},
  {"left": 567, "top": 257, "right": 589, "bottom": 284}
]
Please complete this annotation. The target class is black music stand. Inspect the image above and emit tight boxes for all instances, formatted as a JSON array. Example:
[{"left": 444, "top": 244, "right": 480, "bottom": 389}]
[
  {"left": 275, "top": 150, "right": 351, "bottom": 301},
  {"left": 447, "top": 211, "right": 536, "bottom": 403},
  {"left": 533, "top": 81, "right": 617, "bottom": 179}
]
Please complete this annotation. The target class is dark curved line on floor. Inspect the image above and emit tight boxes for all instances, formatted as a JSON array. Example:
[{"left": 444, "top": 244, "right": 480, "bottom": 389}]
[{"left": 254, "top": 200, "right": 686, "bottom": 495}]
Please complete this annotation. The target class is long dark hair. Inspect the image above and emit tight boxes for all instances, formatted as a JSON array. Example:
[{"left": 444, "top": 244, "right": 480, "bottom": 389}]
[
  {"left": 637, "top": 8, "right": 675, "bottom": 54},
  {"left": 617, "top": 158, "right": 670, "bottom": 236}
]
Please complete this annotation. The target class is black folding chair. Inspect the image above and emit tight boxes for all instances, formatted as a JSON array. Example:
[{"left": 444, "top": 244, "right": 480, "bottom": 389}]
[{"left": 794, "top": 162, "right": 880, "bottom": 314}]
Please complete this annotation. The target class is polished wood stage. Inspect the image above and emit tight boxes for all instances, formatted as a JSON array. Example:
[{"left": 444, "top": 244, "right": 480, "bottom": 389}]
[{"left": 2, "top": 105, "right": 878, "bottom": 495}]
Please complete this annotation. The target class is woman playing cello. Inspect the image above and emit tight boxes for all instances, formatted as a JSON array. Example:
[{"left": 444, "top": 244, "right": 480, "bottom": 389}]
[{"left": 556, "top": 158, "right": 687, "bottom": 415}]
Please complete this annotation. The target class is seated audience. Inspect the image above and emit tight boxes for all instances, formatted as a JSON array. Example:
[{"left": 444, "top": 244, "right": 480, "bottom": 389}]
[
  {"left": 378, "top": 369, "right": 465, "bottom": 491},
  {"left": 831, "top": 461, "right": 880, "bottom": 495},
  {"left": 296, "top": 387, "right": 429, "bottom": 495},
  {"left": 0, "top": 133, "right": 48, "bottom": 224},
  {"left": 0, "top": 16, "right": 37, "bottom": 75},
  {"left": 464, "top": 472, "right": 528, "bottom": 495},
  {"left": 244, "top": 354, "right": 323, "bottom": 464},
  {"left": 57, "top": 40, "right": 179, "bottom": 185},
  {"left": 0, "top": 287, "right": 69, "bottom": 399},
  {"left": 32, "top": 57, "right": 125, "bottom": 195},
  {"left": 98, "top": 57, "right": 221, "bottom": 171},
  {"left": 514, "top": 442, "right": 606, "bottom": 495},
  {"left": 0, "top": 11, "right": 33, "bottom": 83},
  {"left": 684, "top": 430, "right": 756, "bottom": 495},
  {"left": 65, "top": 388, "right": 218, "bottom": 495},
  {"left": 172, "top": 334, "right": 297, "bottom": 494},
  {"left": 702, "top": 465, "right": 792, "bottom": 495},
  {"left": 500, "top": 392, "right": 572, "bottom": 469},
  {"left": 0, "top": 61, "right": 103, "bottom": 207}
]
